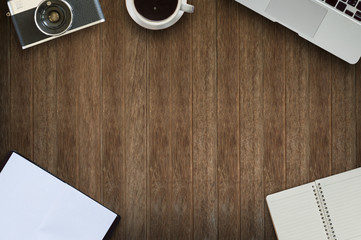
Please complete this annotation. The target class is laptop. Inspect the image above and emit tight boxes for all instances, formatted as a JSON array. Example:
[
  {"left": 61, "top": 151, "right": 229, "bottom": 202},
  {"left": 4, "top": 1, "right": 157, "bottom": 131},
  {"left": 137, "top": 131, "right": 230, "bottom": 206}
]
[{"left": 235, "top": 0, "right": 361, "bottom": 64}]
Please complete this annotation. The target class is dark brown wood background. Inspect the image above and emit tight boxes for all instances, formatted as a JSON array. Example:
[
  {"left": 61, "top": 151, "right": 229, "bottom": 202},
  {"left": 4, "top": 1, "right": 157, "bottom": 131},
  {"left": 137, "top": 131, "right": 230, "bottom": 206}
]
[{"left": 1, "top": 0, "right": 361, "bottom": 239}]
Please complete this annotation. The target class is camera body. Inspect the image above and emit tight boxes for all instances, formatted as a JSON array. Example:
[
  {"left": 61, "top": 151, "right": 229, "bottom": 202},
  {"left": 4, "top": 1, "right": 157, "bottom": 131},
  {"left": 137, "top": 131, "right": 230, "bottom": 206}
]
[{"left": 7, "top": 0, "right": 105, "bottom": 49}]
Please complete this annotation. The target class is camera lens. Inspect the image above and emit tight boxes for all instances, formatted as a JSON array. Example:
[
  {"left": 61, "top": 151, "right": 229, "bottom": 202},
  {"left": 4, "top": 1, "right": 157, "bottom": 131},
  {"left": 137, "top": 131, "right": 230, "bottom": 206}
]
[
  {"left": 35, "top": 0, "right": 73, "bottom": 36},
  {"left": 48, "top": 11, "right": 60, "bottom": 23}
]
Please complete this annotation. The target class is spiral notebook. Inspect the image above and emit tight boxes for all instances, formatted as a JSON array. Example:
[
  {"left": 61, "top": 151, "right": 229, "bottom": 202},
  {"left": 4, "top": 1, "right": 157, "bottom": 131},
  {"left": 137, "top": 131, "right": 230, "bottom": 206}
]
[
  {"left": 266, "top": 168, "right": 361, "bottom": 240},
  {"left": 0, "top": 151, "right": 120, "bottom": 240}
]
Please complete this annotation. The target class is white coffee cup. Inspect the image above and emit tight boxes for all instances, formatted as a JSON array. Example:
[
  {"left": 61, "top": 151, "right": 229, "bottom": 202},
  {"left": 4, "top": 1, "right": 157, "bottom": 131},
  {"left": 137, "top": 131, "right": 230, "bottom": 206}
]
[{"left": 126, "top": 0, "right": 194, "bottom": 30}]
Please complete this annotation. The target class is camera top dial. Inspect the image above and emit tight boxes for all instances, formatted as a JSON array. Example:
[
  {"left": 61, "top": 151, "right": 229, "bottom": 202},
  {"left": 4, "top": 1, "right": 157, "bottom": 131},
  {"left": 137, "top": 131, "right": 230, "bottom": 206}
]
[{"left": 35, "top": 0, "right": 73, "bottom": 36}]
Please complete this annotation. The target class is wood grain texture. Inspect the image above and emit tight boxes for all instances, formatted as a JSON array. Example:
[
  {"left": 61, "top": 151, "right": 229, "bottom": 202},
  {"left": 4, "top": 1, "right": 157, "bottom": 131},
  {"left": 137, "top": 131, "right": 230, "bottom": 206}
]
[
  {"left": 331, "top": 59, "right": 356, "bottom": 173},
  {"left": 123, "top": 16, "right": 148, "bottom": 240},
  {"left": 56, "top": 35, "right": 80, "bottom": 187},
  {"left": 309, "top": 46, "right": 332, "bottom": 181},
  {"left": 262, "top": 19, "right": 286, "bottom": 240},
  {"left": 56, "top": 35, "right": 78, "bottom": 187},
  {"left": 2, "top": 0, "right": 361, "bottom": 239},
  {"left": 10, "top": 27, "right": 33, "bottom": 159},
  {"left": 357, "top": 63, "right": 361, "bottom": 168},
  {"left": 0, "top": 5, "right": 11, "bottom": 160},
  {"left": 239, "top": 7, "right": 264, "bottom": 240},
  {"left": 75, "top": 26, "right": 102, "bottom": 201},
  {"left": 168, "top": 13, "right": 193, "bottom": 240},
  {"left": 217, "top": 0, "right": 240, "bottom": 239},
  {"left": 192, "top": 0, "right": 218, "bottom": 239},
  {"left": 33, "top": 41, "right": 57, "bottom": 173},
  {"left": 285, "top": 32, "right": 310, "bottom": 188},
  {"left": 101, "top": 0, "right": 126, "bottom": 238},
  {"left": 148, "top": 29, "right": 172, "bottom": 239}
]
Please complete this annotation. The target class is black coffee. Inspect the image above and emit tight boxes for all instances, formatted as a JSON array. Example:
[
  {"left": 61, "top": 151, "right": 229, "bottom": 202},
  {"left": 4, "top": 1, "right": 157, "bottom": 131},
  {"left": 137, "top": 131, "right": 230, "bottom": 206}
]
[{"left": 134, "top": 0, "right": 178, "bottom": 21}]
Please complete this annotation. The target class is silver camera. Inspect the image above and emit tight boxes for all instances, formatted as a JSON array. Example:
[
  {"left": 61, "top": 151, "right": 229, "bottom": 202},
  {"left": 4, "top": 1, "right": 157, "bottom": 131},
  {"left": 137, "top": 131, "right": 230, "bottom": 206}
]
[{"left": 7, "top": 0, "right": 105, "bottom": 49}]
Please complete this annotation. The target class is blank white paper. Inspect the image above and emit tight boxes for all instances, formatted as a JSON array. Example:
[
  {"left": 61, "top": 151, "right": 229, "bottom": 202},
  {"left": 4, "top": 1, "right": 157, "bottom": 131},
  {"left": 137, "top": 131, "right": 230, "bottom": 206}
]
[{"left": 0, "top": 152, "right": 117, "bottom": 240}]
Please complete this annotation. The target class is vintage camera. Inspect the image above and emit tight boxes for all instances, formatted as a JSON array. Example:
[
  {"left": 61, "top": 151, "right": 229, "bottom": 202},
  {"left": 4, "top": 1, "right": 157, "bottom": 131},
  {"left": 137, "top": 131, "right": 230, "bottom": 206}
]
[{"left": 7, "top": 0, "right": 105, "bottom": 49}]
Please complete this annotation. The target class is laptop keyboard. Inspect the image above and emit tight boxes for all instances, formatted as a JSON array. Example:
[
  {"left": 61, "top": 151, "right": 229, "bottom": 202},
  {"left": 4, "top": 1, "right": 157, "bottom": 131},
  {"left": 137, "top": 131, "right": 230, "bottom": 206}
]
[{"left": 321, "top": 0, "right": 361, "bottom": 21}]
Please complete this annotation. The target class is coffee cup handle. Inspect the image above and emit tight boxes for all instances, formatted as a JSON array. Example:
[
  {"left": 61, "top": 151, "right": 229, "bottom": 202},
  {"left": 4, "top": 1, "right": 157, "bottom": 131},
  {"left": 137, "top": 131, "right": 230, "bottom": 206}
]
[{"left": 181, "top": 3, "right": 194, "bottom": 13}]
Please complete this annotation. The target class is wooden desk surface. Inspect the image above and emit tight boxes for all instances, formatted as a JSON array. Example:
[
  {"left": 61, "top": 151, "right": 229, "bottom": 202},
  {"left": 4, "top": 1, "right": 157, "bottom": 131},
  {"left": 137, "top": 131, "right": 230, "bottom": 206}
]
[{"left": 1, "top": 0, "right": 361, "bottom": 239}]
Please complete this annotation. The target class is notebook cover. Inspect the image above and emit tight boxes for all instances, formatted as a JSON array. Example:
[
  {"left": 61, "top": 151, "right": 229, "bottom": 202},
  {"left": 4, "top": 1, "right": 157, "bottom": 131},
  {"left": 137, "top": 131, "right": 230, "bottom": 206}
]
[{"left": 0, "top": 151, "right": 121, "bottom": 240}]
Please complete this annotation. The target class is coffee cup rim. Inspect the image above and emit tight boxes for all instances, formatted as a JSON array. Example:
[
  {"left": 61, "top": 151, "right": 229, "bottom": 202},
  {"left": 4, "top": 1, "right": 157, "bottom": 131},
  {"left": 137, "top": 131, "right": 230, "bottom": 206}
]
[{"left": 126, "top": 0, "right": 187, "bottom": 30}]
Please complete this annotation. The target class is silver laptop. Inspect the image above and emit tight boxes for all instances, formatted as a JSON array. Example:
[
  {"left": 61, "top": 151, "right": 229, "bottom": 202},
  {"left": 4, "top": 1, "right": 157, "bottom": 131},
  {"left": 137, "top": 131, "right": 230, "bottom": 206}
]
[{"left": 236, "top": 0, "right": 361, "bottom": 64}]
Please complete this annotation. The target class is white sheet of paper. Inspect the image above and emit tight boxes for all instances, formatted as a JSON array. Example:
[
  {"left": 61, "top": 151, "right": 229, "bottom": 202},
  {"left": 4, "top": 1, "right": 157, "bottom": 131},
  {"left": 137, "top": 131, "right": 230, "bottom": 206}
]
[{"left": 0, "top": 152, "right": 117, "bottom": 240}]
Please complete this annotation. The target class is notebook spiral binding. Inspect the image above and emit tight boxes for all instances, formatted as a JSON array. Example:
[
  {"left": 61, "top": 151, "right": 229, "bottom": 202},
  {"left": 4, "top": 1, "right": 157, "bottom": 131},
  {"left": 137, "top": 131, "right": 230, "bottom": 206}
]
[{"left": 313, "top": 183, "right": 336, "bottom": 240}]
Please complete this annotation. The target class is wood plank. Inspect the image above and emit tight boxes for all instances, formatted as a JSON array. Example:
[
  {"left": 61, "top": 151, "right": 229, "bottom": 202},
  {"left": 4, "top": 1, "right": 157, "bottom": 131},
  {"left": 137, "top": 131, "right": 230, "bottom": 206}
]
[
  {"left": 192, "top": 0, "right": 217, "bottom": 238},
  {"left": 101, "top": 1, "right": 127, "bottom": 239},
  {"left": 285, "top": 33, "right": 310, "bottom": 188},
  {"left": 74, "top": 26, "right": 102, "bottom": 201},
  {"left": 356, "top": 63, "right": 361, "bottom": 168},
  {"left": 10, "top": 26, "right": 33, "bottom": 159},
  {"left": 101, "top": 1, "right": 125, "bottom": 239},
  {"left": 148, "top": 30, "right": 172, "bottom": 239},
  {"left": 32, "top": 41, "right": 57, "bottom": 173},
  {"left": 308, "top": 46, "right": 332, "bottom": 181},
  {"left": 56, "top": 15, "right": 102, "bottom": 230},
  {"left": 217, "top": 1, "right": 240, "bottom": 239},
  {"left": 168, "top": 13, "right": 193, "bottom": 240},
  {"left": 262, "top": 19, "right": 286, "bottom": 240},
  {"left": 331, "top": 60, "right": 356, "bottom": 173},
  {"left": 0, "top": 7, "right": 11, "bottom": 159},
  {"left": 239, "top": 7, "right": 264, "bottom": 240},
  {"left": 148, "top": 12, "right": 193, "bottom": 240},
  {"left": 102, "top": 0, "right": 148, "bottom": 239},
  {"left": 123, "top": 23, "right": 148, "bottom": 240},
  {"left": 56, "top": 35, "right": 78, "bottom": 187}
]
